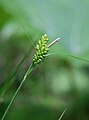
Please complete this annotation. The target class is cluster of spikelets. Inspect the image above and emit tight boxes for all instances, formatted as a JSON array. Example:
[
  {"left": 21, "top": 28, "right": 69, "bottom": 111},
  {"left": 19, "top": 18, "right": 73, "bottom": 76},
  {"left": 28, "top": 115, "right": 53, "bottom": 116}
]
[{"left": 32, "top": 34, "right": 49, "bottom": 66}]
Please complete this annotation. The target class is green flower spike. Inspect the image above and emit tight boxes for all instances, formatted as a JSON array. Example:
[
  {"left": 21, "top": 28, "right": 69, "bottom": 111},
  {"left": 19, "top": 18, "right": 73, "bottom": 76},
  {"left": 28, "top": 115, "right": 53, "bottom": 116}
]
[{"left": 32, "top": 34, "right": 61, "bottom": 66}]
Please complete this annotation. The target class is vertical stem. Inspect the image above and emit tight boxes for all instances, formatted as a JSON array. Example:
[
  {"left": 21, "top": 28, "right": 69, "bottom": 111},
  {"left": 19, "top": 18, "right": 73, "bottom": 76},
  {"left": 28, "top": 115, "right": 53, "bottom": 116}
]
[{"left": 1, "top": 64, "right": 33, "bottom": 120}]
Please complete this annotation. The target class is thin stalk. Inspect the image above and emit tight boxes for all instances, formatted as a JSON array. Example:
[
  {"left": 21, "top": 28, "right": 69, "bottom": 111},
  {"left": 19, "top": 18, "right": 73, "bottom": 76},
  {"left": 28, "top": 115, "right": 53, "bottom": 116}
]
[
  {"left": 58, "top": 108, "right": 67, "bottom": 120},
  {"left": 68, "top": 55, "right": 89, "bottom": 63},
  {"left": 0, "top": 54, "right": 27, "bottom": 97},
  {"left": 0, "top": 47, "right": 33, "bottom": 97},
  {"left": 1, "top": 64, "right": 34, "bottom": 120}
]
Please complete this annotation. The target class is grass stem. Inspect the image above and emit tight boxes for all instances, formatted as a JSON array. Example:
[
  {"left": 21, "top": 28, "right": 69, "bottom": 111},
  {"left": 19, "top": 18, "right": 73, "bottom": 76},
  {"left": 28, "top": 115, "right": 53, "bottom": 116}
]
[
  {"left": 1, "top": 64, "right": 33, "bottom": 120},
  {"left": 58, "top": 108, "right": 67, "bottom": 120}
]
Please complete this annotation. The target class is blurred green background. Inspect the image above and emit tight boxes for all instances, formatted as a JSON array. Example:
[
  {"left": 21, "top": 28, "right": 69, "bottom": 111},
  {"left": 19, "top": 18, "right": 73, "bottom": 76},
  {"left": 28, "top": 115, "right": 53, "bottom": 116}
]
[{"left": 0, "top": 0, "right": 89, "bottom": 120}]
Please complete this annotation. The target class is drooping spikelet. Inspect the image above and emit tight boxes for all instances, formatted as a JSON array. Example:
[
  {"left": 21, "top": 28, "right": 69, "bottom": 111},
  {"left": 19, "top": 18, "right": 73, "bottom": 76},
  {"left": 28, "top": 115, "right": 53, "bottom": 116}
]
[{"left": 32, "top": 34, "right": 49, "bottom": 66}]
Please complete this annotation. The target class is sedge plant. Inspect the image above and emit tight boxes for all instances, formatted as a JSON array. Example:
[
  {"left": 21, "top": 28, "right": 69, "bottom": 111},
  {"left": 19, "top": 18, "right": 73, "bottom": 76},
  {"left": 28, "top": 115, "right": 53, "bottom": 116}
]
[{"left": 1, "top": 34, "right": 61, "bottom": 120}]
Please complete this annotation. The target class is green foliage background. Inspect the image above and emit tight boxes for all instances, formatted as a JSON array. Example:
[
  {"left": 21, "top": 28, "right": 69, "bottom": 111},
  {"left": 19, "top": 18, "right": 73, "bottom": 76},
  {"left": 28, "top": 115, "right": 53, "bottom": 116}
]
[{"left": 0, "top": 0, "right": 89, "bottom": 120}]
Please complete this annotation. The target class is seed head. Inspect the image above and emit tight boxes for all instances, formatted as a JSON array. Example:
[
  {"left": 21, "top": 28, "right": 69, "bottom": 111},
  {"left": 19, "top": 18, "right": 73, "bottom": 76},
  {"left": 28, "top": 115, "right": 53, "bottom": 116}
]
[
  {"left": 32, "top": 34, "right": 61, "bottom": 67},
  {"left": 32, "top": 34, "right": 49, "bottom": 66}
]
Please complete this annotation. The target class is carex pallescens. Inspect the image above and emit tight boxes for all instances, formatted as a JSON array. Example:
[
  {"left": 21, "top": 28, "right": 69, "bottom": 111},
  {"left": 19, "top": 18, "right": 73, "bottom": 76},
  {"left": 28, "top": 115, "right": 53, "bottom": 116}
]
[{"left": 32, "top": 34, "right": 61, "bottom": 66}]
